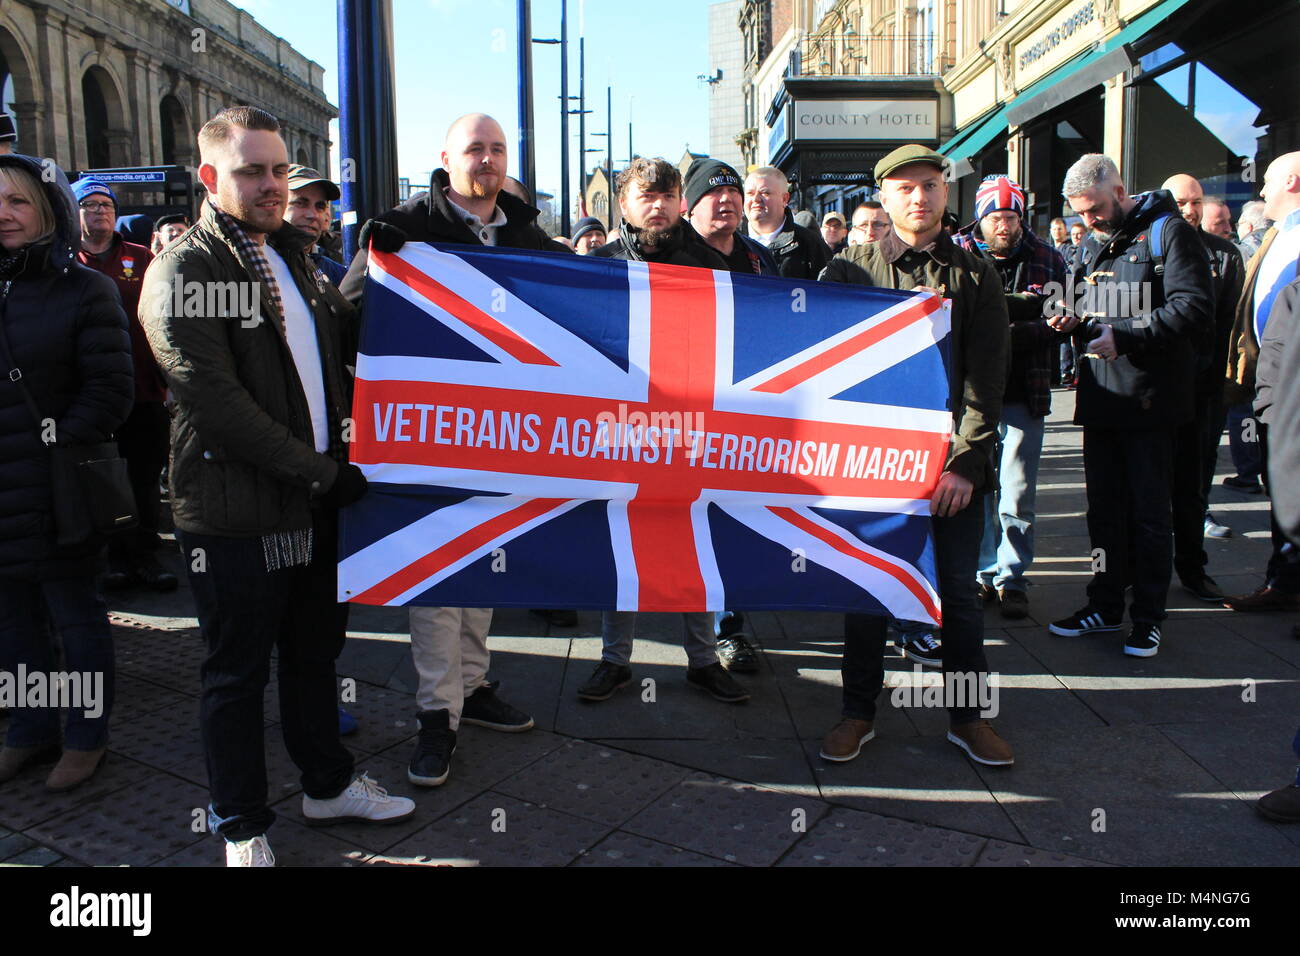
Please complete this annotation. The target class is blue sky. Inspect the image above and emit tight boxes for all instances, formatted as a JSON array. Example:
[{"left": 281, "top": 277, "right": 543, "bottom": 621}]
[{"left": 235, "top": 0, "right": 716, "bottom": 209}]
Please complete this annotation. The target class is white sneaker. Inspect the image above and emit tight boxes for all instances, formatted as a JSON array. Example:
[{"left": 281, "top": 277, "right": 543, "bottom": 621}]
[
  {"left": 301, "top": 773, "right": 416, "bottom": 827},
  {"left": 226, "top": 835, "right": 275, "bottom": 867}
]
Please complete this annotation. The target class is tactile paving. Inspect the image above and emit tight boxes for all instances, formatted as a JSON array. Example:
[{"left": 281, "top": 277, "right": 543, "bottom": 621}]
[
  {"left": 623, "top": 771, "right": 829, "bottom": 866},
  {"left": 572, "top": 831, "right": 737, "bottom": 867},
  {"left": 329, "top": 684, "right": 421, "bottom": 755},
  {"left": 495, "top": 739, "right": 689, "bottom": 826},
  {"left": 27, "top": 771, "right": 209, "bottom": 866},
  {"left": 369, "top": 792, "right": 609, "bottom": 867},
  {"left": 974, "top": 839, "right": 1111, "bottom": 867},
  {"left": 777, "top": 806, "right": 986, "bottom": 866},
  {"left": 0, "top": 753, "right": 155, "bottom": 830},
  {"left": 157, "top": 817, "right": 370, "bottom": 867}
]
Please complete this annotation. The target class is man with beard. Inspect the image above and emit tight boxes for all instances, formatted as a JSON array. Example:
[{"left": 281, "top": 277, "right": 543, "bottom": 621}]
[
  {"left": 579, "top": 157, "right": 749, "bottom": 705},
  {"left": 342, "top": 113, "right": 553, "bottom": 791},
  {"left": 141, "top": 106, "right": 414, "bottom": 866},
  {"left": 741, "top": 166, "right": 831, "bottom": 279},
  {"left": 1161, "top": 173, "right": 1246, "bottom": 588},
  {"left": 953, "top": 175, "right": 1067, "bottom": 622},
  {"left": 817, "top": 145, "right": 1012, "bottom": 767},
  {"left": 1049, "top": 154, "right": 1213, "bottom": 658}
]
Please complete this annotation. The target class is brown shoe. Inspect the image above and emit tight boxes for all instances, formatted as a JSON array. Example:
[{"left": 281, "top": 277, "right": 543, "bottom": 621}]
[
  {"left": 1223, "top": 586, "right": 1300, "bottom": 612},
  {"left": 947, "top": 720, "right": 1014, "bottom": 766},
  {"left": 977, "top": 581, "right": 997, "bottom": 604},
  {"left": 45, "top": 747, "right": 107, "bottom": 792},
  {"left": 0, "top": 741, "right": 62, "bottom": 783},
  {"left": 1256, "top": 784, "right": 1300, "bottom": 823},
  {"left": 819, "top": 718, "right": 875, "bottom": 762}
]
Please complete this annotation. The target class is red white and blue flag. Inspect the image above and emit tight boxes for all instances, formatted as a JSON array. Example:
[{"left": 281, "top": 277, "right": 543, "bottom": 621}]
[{"left": 339, "top": 244, "right": 953, "bottom": 624}]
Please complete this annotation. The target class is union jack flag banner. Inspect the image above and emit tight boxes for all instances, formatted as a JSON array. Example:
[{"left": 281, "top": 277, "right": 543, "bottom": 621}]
[{"left": 339, "top": 244, "right": 953, "bottom": 625}]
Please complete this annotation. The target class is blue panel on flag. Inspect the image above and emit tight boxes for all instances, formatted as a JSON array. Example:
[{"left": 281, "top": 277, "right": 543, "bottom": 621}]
[
  {"left": 361, "top": 276, "right": 498, "bottom": 363},
  {"left": 405, "top": 499, "right": 617, "bottom": 607},
  {"left": 339, "top": 483, "right": 506, "bottom": 563},
  {"left": 705, "top": 504, "right": 892, "bottom": 615},
  {"left": 830, "top": 345, "right": 950, "bottom": 411},
  {"left": 808, "top": 505, "right": 936, "bottom": 579},
  {"left": 442, "top": 246, "right": 632, "bottom": 372}
]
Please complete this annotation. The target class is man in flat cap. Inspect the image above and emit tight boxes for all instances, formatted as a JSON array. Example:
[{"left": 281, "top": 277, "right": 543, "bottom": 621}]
[
  {"left": 284, "top": 164, "right": 347, "bottom": 286},
  {"left": 817, "top": 145, "right": 1013, "bottom": 768}
]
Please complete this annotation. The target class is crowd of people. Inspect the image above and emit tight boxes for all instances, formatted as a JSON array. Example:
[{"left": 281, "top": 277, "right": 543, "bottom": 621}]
[{"left": 0, "top": 103, "right": 1297, "bottom": 866}]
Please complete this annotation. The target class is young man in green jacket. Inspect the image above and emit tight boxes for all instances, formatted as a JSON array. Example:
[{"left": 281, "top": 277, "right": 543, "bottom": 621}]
[{"left": 817, "top": 145, "right": 1014, "bottom": 767}]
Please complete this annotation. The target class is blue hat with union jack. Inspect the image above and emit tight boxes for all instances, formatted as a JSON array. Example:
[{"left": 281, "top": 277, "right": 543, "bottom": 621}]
[{"left": 975, "top": 174, "right": 1025, "bottom": 221}]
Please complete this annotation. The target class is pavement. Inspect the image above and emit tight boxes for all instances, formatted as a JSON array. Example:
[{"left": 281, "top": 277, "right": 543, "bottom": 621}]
[{"left": 2, "top": 389, "right": 1297, "bottom": 867}]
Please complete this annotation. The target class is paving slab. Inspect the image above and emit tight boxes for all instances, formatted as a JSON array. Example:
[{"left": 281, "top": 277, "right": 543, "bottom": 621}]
[
  {"left": 623, "top": 771, "right": 828, "bottom": 866},
  {"left": 156, "top": 817, "right": 371, "bottom": 867},
  {"left": 972, "top": 840, "right": 1111, "bottom": 866},
  {"left": 0, "top": 753, "right": 156, "bottom": 831},
  {"left": 777, "top": 805, "right": 985, "bottom": 866},
  {"left": 573, "top": 831, "right": 737, "bottom": 866},
  {"left": 27, "top": 771, "right": 208, "bottom": 866},
  {"left": 494, "top": 739, "right": 688, "bottom": 826},
  {"left": 597, "top": 736, "right": 818, "bottom": 795},
  {"left": 980, "top": 723, "right": 1300, "bottom": 866},
  {"left": 369, "top": 792, "right": 610, "bottom": 867}
]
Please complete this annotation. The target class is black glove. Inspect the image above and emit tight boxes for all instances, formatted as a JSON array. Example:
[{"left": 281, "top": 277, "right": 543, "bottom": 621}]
[
  {"left": 318, "top": 463, "right": 368, "bottom": 509},
  {"left": 358, "top": 218, "right": 407, "bottom": 254}
]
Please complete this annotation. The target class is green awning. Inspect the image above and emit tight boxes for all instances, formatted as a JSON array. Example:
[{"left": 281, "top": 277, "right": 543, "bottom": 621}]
[{"left": 941, "top": 0, "right": 1193, "bottom": 156}]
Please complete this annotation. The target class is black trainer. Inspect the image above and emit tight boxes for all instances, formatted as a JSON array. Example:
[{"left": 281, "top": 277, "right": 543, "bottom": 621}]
[
  {"left": 460, "top": 682, "right": 534, "bottom": 732},
  {"left": 1049, "top": 606, "right": 1123, "bottom": 637},
  {"left": 576, "top": 661, "right": 632, "bottom": 701},
  {"left": 686, "top": 663, "right": 750, "bottom": 703},
  {"left": 408, "top": 709, "right": 456, "bottom": 787},
  {"left": 1123, "top": 622, "right": 1162, "bottom": 658}
]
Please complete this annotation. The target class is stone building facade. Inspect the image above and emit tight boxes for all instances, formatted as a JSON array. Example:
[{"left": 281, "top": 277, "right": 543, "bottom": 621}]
[{"left": 0, "top": 0, "right": 335, "bottom": 177}]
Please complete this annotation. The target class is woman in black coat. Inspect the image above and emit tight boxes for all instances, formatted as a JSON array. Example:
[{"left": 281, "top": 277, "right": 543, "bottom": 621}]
[{"left": 0, "top": 154, "right": 133, "bottom": 790}]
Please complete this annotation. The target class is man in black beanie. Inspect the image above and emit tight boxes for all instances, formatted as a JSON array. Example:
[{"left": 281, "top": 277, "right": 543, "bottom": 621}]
[
  {"left": 685, "top": 158, "right": 777, "bottom": 277},
  {"left": 571, "top": 216, "right": 606, "bottom": 255}
]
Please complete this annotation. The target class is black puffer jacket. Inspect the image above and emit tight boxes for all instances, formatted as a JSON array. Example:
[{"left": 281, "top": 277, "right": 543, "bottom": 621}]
[
  {"left": 0, "top": 154, "right": 133, "bottom": 580},
  {"left": 1071, "top": 189, "right": 1214, "bottom": 429}
]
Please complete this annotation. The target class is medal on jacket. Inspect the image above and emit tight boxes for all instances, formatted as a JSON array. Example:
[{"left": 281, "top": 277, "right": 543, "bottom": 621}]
[{"left": 121, "top": 257, "right": 134, "bottom": 277}]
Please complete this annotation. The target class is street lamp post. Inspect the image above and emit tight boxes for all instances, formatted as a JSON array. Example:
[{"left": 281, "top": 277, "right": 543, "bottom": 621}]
[{"left": 517, "top": 0, "right": 537, "bottom": 201}]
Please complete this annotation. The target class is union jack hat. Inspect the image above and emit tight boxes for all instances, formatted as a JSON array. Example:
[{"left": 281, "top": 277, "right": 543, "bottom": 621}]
[{"left": 975, "top": 175, "right": 1025, "bottom": 221}]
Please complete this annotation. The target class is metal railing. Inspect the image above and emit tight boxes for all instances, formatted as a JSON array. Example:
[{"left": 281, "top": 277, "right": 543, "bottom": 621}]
[{"left": 797, "top": 33, "right": 948, "bottom": 77}]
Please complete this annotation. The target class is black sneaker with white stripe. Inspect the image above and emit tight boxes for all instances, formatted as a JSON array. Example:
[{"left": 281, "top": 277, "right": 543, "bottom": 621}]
[
  {"left": 1123, "top": 622, "right": 1161, "bottom": 658},
  {"left": 1049, "top": 606, "right": 1123, "bottom": 637}
]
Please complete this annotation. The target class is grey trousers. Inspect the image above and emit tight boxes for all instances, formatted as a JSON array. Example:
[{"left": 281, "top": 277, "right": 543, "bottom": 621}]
[
  {"left": 409, "top": 606, "right": 492, "bottom": 730},
  {"left": 600, "top": 612, "right": 718, "bottom": 669}
]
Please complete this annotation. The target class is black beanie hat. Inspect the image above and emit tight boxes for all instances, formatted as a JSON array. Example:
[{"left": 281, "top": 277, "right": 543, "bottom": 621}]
[
  {"left": 571, "top": 216, "right": 606, "bottom": 243},
  {"left": 684, "top": 158, "right": 743, "bottom": 212}
]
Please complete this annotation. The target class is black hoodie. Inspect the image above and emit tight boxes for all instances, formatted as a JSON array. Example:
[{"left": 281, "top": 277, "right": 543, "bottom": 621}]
[
  {"left": 1071, "top": 188, "right": 1214, "bottom": 430},
  {"left": 593, "top": 219, "right": 729, "bottom": 269}
]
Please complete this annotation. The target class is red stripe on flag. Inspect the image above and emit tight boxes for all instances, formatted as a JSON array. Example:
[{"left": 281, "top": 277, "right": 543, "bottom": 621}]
[
  {"left": 371, "top": 249, "right": 559, "bottom": 366},
  {"left": 768, "top": 506, "right": 942, "bottom": 625},
  {"left": 750, "top": 294, "right": 942, "bottom": 394},
  {"left": 351, "top": 496, "right": 569, "bottom": 605}
]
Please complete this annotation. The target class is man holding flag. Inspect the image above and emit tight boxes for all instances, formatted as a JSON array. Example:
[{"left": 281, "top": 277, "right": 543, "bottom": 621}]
[
  {"left": 342, "top": 112, "right": 555, "bottom": 789},
  {"left": 819, "top": 145, "right": 1013, "bottom": 766}
]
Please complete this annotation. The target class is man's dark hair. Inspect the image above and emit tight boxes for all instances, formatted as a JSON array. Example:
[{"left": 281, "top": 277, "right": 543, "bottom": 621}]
[
  {"left": 617, "top": 157, "right": 680, "bottom": 199},
  {"left": 198, "top": 106, "right": 281, "bottom": 160},
  {"left": 856, "top": 200, "right": 884, "bottom": 212},
  {"left": 1050, "top": 216, "right": 1066, "bottom": 227}
]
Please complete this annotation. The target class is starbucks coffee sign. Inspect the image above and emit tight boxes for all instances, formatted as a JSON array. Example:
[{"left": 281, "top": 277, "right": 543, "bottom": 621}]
[{"left": 792, "top": 100, "right": 938, "bottom": 142}]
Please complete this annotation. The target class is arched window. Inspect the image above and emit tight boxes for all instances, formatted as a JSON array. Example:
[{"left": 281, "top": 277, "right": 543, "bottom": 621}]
[{"left": 82, "top": 69, "right": 112, "bottom": 168}]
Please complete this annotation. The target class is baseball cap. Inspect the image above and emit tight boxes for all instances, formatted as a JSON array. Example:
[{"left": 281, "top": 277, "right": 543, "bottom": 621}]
[
  {"left": 874, "top": 145, "right": 948, "bottom": 183},
  {"left": 286, "top": 164, "right": 341, "bottom": 201},
  {"left": 821, "top": 211, "right": 845, "bottom": 227}
]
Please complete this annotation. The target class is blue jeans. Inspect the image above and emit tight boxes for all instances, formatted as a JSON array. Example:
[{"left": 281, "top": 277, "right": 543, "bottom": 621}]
[
  {"left": 0, "top": 575, "right": 115, "bottom": 750},
  {"left": 601, "top": 612, "right": 717, "bottom": 669},
  {"left": 978, "top": 403, "right": 1046, "bottom": 592}
]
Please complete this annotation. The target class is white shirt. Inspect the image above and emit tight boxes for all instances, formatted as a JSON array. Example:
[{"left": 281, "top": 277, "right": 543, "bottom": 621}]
[
  {"left": 749, "top": 224, "right": 780, "bottom": 248},
  {"left": 446, "top": 190, "right": 507, "bottom": 246},
  {"left": 1255, "top": 206, "right": 1300, "bottom": 342},
  {"left": 263, "top": 245, "right": 329, "bottom": 453}
]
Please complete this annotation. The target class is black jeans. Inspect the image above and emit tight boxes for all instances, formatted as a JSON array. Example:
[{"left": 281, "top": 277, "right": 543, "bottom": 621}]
[
  {"left": 108, "top": 401, "right": 170, "bottom": 564},
  {"left": 1260, "top": 423, "right": 1300, "bottom": 593},
  {"left": 841, "top": 498, "right": 988, "bottom": 724},
  {"left": 1084, "top": 427, "right": 1174, "bottom": 623},
  {"left": 179, "top": 511, "right": 353, "bottom": 842},
  {"left": 1172, "top": 385, "right": 1217, "bottom": 582}
]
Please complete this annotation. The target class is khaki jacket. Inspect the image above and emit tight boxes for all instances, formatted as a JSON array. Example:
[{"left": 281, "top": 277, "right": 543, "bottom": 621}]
[{"left": 1224, "top": 226, "right": 1276, "bottom": 405}]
